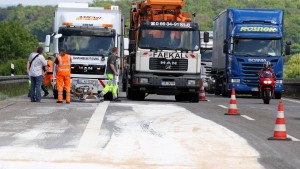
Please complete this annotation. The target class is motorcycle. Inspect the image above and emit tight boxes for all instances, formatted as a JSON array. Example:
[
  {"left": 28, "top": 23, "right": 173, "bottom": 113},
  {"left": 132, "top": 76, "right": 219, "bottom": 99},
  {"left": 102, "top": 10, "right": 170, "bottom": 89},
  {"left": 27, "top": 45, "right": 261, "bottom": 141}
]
[{"left": 259, "top": 70, "right": 275, "bottom": 104}]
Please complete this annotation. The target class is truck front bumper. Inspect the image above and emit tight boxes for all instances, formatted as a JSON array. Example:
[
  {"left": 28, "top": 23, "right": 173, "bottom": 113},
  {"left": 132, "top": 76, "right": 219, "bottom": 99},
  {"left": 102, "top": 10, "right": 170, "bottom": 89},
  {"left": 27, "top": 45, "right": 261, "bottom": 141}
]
[
  {"left": 131, "top": 73, "right": 201, "bottom": 95},
  {"left": 229, "top": 83, "right": 284, "bottom": 94}
]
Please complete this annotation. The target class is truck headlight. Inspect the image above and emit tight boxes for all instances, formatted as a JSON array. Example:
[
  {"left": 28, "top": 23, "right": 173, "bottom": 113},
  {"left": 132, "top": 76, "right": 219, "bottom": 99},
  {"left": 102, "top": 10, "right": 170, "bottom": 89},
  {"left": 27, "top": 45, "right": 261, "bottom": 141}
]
[
  {"left": 140, "top": 78, "right": 148, "bottom": 84},
  {"left": 276, "top": 80, "right": 283, "bottom": 84},
  {"left": 188, "top": 80, "right": 196, "bottom": 85},
  {"left": 231, "top": 79, "right": 240, "bottom": 83}
]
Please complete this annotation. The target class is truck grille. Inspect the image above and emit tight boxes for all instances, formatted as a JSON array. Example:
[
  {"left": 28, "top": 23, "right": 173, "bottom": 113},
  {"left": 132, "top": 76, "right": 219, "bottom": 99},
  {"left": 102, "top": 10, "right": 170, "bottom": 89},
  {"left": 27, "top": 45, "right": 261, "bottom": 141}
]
[
  {"left": 241, "top": 61, "right": 278, "bottom": 87},
  {"left": 71, "top": 64, "right": 106, "bottom": 75},
  {"left": 149, "top": 58, "right": 188, "bottom": 71}
]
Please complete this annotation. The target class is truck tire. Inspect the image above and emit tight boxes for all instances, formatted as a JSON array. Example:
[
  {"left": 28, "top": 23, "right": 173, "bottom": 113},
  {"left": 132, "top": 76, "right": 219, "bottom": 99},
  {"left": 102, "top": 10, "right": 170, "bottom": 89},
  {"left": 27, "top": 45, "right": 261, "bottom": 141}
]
[
  {"left": 131, "top": 90, "right": 145, "bottom": 101},
  {"left": 175, "top": 94, "right": 186, "bottom": 102},
  {"left": 189, "top": 93, "right": 199, "bottom": 103},
  {"left": 275, "top": 93, "right": 281, "bottom": 99}
]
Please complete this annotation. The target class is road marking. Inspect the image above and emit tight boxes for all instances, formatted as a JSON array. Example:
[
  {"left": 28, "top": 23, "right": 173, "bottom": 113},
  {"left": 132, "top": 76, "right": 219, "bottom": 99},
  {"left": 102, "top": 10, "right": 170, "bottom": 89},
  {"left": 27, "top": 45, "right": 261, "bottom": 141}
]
[
  {"left": 282, "top": 98, "right": 300, "bottom": 104},
  {"left": 78, "top": 101, "right": 109, "bottom": 150},
  {"left": 218, "top": 105, "right": 228, "bottom": 109},
  {"left": 287, "top": 134, "right": 300, "bottom": 142},
  {"left": 241, "top": 115, "right": 255, "bottom": 121}
]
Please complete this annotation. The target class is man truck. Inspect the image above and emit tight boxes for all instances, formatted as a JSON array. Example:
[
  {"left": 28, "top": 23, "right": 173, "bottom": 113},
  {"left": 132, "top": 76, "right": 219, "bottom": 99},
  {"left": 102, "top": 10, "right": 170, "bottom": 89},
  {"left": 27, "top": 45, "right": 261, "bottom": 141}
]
[
  {"left": 126, "top": 0, "right": 208, "bottom": 102},
  {"left": 212, "top": 8, "right": 291, "bottom": 98},
  {"left": 200, "top": 31, "right": 214, "bottom": 93},
  {"left": 45, "top": 3, "right": 127, "bottom": 101}
]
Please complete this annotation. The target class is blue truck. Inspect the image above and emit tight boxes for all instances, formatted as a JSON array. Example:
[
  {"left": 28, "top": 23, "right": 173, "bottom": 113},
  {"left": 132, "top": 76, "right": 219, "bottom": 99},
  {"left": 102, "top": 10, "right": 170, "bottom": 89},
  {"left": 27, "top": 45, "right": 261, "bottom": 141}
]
[{"left": 212, "top": 8, "right": 291, "bottom": 98}]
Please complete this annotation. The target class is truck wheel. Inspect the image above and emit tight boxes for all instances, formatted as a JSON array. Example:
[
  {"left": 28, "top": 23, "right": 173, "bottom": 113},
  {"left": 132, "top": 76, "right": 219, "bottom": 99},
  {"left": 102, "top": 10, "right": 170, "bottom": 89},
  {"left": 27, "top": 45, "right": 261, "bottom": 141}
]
[
  {"left": 189, "top": 93, "right": 199, "bottom": 103},
  {"left": 275, "top": 93, "right": 281, "bottom": 99},
  {"left": 175, "top": 94, "right": 186, "bottom": 102},
  {"left": 131, "top": 90, "right": 145, "bottom": 101},
  {"left": 126, "top": 86, "right": 132, "bottom": 99}
]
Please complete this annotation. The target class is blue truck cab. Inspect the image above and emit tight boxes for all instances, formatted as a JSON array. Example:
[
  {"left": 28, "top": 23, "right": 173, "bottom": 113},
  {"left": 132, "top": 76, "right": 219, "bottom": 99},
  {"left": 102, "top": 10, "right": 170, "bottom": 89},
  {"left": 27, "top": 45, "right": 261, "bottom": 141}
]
[{"left": 212, "top": 8, "right": 291, "bottom": 98}]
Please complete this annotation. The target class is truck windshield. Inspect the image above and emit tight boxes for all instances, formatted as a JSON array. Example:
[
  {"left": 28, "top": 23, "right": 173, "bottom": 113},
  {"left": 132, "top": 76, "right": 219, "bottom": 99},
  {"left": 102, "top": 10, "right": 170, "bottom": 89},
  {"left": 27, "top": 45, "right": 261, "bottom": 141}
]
[
  {"left": 138, "top": 29, "right": 199, "bottom": 51},
  {"left": 58, "top": 36, "right": 114, "bottom": 56},
  {"left": 201, "top": 49, "right": 212, "bottom": 61},
  {"left": 233, "top": 39, "right": 282, "bottom": 57}
]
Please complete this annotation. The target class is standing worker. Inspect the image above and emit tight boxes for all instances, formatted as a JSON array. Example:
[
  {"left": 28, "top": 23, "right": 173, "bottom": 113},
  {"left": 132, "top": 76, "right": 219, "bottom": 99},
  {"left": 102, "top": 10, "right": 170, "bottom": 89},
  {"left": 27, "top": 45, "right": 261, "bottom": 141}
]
[
  {"left": 27, "top": 46, "right": 47, "bottom": 102},
  {"left": 55, "top": 48, "right": 72, "bottom": 103},
  {"left": 42, "top": 56, "right": 53, "bottom": 97},
  {"left": 99, "top": 47, "right": 120, "bottom": 102}
]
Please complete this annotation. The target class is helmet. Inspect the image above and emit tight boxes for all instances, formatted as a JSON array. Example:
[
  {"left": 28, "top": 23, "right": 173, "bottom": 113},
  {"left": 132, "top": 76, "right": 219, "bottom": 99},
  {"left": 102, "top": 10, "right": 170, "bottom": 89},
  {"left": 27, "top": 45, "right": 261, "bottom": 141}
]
[{"left": 263, "top": 61, "right": 271, "bottom": 69}]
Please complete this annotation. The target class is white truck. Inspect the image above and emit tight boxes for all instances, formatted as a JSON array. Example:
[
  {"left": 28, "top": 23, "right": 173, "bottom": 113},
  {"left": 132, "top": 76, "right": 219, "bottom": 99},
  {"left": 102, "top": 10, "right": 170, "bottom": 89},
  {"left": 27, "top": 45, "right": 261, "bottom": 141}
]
[
  {"left": 200, "top": 31, "right": 214, "bottom": 93},
  {"left": 45, "top": 3, "right": 127, "bottom": 101}
]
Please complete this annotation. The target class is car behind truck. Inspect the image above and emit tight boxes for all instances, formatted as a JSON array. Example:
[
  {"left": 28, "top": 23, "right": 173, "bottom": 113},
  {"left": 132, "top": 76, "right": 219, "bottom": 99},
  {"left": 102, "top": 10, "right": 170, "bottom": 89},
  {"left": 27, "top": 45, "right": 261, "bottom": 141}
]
[{"left": 212, "top": 8, "right": 291, "bottom": 98}]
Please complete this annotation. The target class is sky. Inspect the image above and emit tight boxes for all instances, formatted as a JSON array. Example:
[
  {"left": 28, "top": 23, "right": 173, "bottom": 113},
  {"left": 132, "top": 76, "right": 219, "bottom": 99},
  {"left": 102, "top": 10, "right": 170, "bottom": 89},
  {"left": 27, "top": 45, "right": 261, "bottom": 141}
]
[{"left": 0, "top": 0, "right": 95, "bottom": 6}]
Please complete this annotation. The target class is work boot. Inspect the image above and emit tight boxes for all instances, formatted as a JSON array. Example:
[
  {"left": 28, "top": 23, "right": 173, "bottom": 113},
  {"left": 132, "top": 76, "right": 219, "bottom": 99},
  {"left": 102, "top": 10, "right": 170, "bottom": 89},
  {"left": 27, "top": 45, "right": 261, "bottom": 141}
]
[
  {"left": 57, "top": 101, "right": 63, "bottom": 103},
  {"left": 43, "top": 91, "right": 49, "bottom": 97},
  {"left": 112, "top": 98, "right": 121, "bottom": 102}
]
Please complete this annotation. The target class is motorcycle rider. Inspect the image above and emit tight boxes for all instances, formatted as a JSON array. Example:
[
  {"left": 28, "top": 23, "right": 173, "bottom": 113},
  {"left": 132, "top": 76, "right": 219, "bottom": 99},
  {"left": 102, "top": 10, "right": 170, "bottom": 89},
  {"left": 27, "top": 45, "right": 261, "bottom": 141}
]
[{"left": 258, "top": 61, "right": 276, "bottom": 78}]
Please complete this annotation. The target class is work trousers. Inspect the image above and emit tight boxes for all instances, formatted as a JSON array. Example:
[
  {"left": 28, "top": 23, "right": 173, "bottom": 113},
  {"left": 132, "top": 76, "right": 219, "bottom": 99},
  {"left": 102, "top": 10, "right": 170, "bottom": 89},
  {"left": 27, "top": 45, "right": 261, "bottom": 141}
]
[
  {"left": 102, "top": 74, "right": 117, "bottom": 98},
  {"left": 56, "top": 75, "right": 71, "bottom": 102}
]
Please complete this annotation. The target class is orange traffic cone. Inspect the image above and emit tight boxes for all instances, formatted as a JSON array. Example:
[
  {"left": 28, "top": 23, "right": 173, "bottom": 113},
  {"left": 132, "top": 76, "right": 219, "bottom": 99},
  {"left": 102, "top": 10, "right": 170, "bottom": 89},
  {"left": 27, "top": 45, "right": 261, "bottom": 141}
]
[
  {"left": 199, "top": 82, "right": 206, "bottom": 101},
  {"left": 268, "top": 101, "right": 291, "bottom": 141},
  {"left": 225, "top": 88, "right": 240, "bottom": 115}
]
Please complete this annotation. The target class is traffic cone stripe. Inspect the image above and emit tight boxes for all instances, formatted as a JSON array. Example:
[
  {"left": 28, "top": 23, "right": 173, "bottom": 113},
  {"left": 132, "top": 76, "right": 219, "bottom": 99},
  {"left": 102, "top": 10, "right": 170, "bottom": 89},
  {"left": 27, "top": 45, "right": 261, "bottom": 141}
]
[
  {"left": 276, "top": 111, "right": 284, "bottom": 118},
  {"left": 231, "top": 95, "right": 236, "bottom": 100},
  {"left": 230, "top": 100, "right": 236, "bottom": 104},
  {"left": 274, "top": 131, "right": 287, "bottom": 138},
  {"left": 274, "top": 124, "right": 286, "bottom": 131},
  {"left": 229, "top": 104, "right": 237, "bottom": 109},
  {"left": 276, "top": 118, "right": 285, "bottom": 124}
]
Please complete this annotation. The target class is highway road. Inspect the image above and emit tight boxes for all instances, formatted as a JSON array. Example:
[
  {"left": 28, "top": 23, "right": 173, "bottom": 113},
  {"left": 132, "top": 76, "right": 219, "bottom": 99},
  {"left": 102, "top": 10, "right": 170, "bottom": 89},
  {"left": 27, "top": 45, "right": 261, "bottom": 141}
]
[{"left": 0, "top": 92, "right": 299, "bottom": 169}]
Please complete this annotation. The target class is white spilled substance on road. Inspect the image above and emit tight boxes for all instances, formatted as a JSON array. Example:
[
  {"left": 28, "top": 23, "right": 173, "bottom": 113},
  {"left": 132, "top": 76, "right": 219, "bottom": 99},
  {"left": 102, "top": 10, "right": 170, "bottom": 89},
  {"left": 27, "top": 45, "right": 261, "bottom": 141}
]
[{"left": 0, "top": 103, "right": 264, "bottom": 169}]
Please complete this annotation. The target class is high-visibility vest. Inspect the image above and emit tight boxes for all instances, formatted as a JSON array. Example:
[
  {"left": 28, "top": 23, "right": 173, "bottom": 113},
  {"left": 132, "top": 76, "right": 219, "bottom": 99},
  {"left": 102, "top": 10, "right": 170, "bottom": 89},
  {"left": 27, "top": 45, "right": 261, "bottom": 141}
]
[
  {"left": 46, "top": 60, "right": 53, "bottom": 73},
  {"left": 57, "top": 54, "right": 71, "bottom": 76}
]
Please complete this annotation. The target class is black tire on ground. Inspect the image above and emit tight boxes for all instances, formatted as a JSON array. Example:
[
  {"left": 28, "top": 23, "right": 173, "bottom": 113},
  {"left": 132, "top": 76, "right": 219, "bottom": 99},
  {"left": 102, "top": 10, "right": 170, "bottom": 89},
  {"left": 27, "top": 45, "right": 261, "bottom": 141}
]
[
  {"left": 275, "top": 93, "right": 282, "bottom": 99},
  {"left": 131, "top": 90, "right": 145, "bottom": 101},
  {"left": 175, "top": 94, "right": 186, "bottom": 102},
  {"left": 189, "top": 92, "right": 199, "bottom": 103}
]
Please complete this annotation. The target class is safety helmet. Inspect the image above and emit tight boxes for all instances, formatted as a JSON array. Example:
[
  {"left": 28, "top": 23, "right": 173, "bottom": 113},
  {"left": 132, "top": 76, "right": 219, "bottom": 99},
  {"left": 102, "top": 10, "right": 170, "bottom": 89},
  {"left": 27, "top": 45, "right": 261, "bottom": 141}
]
[{"left": 263, "top": 61, "right": 271, "bottom": 69}]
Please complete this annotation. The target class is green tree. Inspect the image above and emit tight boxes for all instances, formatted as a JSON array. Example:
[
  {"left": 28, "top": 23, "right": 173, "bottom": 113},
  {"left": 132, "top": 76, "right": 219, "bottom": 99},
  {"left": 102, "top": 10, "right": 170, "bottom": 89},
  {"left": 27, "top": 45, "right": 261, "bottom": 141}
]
[
  {"left": 284, "top": 53, "right": 300, "bottom": 78},
  {"left": 0, "top": 21, "right": 38, "bottom": 66}
]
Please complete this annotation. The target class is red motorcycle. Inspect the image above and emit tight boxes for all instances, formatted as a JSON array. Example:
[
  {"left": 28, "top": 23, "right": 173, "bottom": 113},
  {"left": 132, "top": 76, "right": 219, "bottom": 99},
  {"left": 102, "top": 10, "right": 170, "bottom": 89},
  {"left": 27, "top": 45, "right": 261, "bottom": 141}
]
[{"left": 259, "top": 70, "right": 275, "bottom": 104}]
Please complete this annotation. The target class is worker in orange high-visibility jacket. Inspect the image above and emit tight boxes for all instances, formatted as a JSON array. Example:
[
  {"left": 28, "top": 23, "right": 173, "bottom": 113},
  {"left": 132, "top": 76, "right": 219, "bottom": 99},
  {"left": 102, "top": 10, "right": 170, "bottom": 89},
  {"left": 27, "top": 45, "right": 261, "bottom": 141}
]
[
  {"left": 55, "top": 48, "right": 72, "bottom": 103},
  {"left": 42, "top": 56, "right": 53, "bottom": 97}
]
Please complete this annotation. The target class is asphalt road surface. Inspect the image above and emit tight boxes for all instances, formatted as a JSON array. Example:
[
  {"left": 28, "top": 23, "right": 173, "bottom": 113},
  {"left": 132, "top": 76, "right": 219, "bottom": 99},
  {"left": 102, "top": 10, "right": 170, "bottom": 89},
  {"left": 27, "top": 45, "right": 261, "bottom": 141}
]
[{"left": 0, "top": 92, "right": 299, "bottom": 169}]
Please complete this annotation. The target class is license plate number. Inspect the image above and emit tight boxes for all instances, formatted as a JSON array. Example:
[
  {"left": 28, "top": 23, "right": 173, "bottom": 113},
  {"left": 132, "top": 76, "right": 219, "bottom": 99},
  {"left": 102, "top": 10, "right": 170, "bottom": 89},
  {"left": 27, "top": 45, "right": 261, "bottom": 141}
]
[
  {"left": 79, "top": 79, "right": 97, "bottom": 84},
  {"left": 251, "top": 87, "right": 258, "bottom": 91},
  {"left": 161, "top": 81, "right": 175, "bottom": 86}
]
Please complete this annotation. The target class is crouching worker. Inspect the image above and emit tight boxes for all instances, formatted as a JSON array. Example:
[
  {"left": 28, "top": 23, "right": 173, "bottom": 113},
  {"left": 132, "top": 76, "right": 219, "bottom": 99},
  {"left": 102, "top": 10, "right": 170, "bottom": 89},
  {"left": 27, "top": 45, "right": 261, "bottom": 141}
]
[
  {"left": 98, "top": 47, "right": 120, "bottom": 102},
  {"left": 55, "top": 48, "right": 72, "bottom": 103}
]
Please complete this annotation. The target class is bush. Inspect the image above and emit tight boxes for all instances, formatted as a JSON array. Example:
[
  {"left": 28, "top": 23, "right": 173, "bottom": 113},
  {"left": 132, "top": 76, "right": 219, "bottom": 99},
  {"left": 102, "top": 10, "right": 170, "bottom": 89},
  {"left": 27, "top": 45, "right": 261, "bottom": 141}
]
[
  {"left": 284, "top": 53, "right": 300, "bottom": 78},
  {"left": 0, "top": 58, "right": 28, "bottom": 75}
]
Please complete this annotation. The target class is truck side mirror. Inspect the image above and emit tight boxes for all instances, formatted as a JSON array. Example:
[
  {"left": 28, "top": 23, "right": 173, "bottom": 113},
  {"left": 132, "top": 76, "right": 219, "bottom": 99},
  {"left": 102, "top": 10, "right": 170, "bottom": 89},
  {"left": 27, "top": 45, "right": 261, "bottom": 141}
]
[
  {"left": 203, "top": 31, "right": 209, "bottom": 43},
  {"left": 129, "top": 29, "right": 135, "bottom": 41},
  {"left": 285, "top": 41, "right": 291, "bottom": 55},
  {"left": 223, "top": 40, "right": 228, "bottom": 54},
  {"left": 44, "top": 35, "right": 51, "bottom": 53}
]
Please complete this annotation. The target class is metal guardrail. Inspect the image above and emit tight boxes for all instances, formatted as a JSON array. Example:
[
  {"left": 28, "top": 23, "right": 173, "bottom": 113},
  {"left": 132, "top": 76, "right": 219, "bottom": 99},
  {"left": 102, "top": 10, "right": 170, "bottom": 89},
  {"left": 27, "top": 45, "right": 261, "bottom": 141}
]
[
  {"left": 0, "top": 75, "right": 29, "bottom": 84},
  {"left": 283, "top": 78, "right": 300, "bottom": 99}
]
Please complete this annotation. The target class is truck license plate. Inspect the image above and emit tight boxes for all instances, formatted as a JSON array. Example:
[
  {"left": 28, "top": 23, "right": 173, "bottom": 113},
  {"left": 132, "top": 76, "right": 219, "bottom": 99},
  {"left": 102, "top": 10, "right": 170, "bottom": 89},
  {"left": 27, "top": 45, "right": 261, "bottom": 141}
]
[
  {"left": 251, "top": 87, "right": 258, "bottom": 91},
  {"left": 161, "top": 81, "right": 175, "bottom": 86},
  {"left": 79, "top": 79, "right": 97, "bottom": 84}
]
